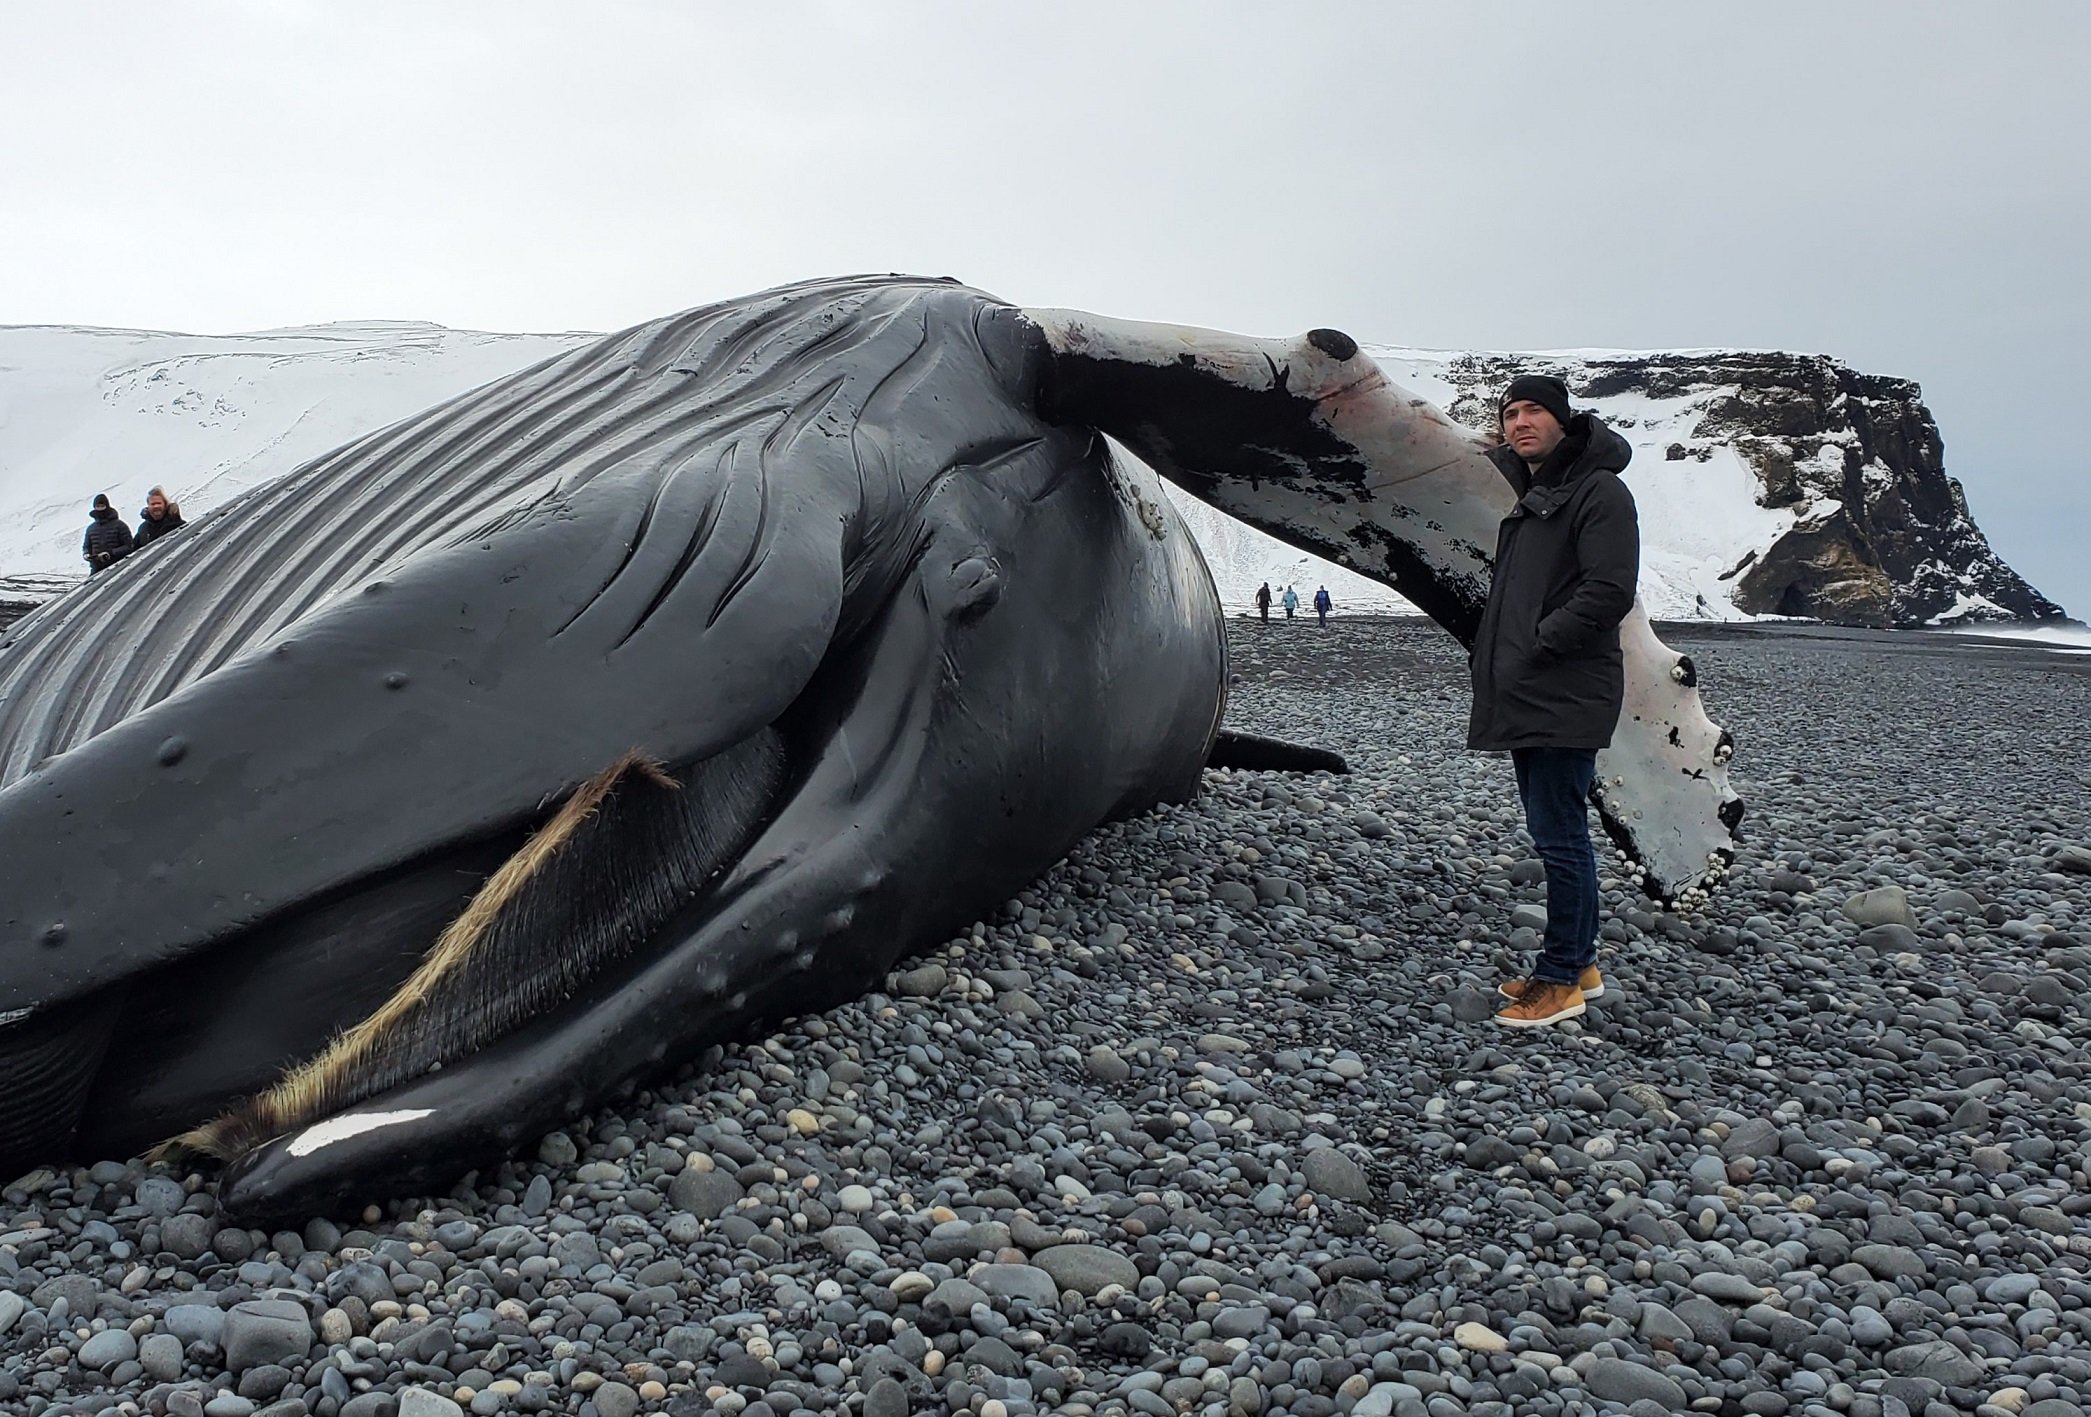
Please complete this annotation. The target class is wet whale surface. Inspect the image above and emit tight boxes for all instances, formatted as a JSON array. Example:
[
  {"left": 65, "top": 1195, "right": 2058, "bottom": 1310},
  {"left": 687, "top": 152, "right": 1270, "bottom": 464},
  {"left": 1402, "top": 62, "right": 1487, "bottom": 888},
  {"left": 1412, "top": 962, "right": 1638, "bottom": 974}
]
[{"left": 0, "top": 275, "right": 1739, "bottom": 1220}]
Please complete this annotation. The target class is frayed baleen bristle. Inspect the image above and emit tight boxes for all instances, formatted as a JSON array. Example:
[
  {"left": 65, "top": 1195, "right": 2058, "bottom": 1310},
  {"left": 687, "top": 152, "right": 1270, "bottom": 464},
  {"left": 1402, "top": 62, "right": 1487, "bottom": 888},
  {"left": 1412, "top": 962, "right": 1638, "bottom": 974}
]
[{"left": 164, "top": 750, "right": 678, "bottom": 1163}]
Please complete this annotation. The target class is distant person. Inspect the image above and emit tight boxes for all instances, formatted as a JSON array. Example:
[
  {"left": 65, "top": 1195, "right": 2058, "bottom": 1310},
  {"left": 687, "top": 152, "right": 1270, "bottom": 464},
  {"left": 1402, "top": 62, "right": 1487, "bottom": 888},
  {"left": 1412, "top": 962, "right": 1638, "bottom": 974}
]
[
  {"left": 1470, "top": 374, "right": 1639, "bottom": 1029},
  {"left": 1313, "top": 586, "right": 1332, "bottom": 626},
  {"left": 1281, "top": 585, "right": 1299, "bottom": 619},
  {"left": 82, "top": 494, "right": 135, "bottom": 574},
  {"left": 134, "top": 486, "right": 186, "bottom": 548},
  {"left": 1255, "top": 581, "right": 1272, "bottom": 621}
]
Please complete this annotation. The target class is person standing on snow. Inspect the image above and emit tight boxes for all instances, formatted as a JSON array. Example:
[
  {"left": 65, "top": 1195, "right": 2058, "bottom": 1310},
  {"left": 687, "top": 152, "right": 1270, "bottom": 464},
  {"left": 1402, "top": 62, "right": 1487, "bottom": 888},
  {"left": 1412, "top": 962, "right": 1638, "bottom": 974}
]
[
  {"left": 82, "top": 494, "right": 135, "bottom": 574},
  {"left": 1313, "top": 586, "right": 1332, "bottom": 626},
  {"left": 1469, "top": 374, "right": 1640, "bottom": 1030},
  {"left": 1281, "top": 585, "right": 1299, "bottom": 619},
  {"left": 1255, "top": 582, "right": 1272, "bottom": 621}
]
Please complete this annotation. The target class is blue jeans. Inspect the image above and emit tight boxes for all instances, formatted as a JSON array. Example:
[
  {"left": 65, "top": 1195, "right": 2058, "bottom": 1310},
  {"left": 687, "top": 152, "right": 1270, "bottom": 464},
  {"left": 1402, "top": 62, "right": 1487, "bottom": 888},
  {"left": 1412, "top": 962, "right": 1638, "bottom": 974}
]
[{"left": 1512, "top": 747, "right": 1600, "bottom": 985}]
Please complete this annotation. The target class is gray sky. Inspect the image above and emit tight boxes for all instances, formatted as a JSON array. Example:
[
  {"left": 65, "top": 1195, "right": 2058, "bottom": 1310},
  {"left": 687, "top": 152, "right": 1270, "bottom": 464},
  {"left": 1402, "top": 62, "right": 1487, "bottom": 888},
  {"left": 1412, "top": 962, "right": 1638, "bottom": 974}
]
[{"left": 4, "top": 1, "right": 2085, "bottom": 616}]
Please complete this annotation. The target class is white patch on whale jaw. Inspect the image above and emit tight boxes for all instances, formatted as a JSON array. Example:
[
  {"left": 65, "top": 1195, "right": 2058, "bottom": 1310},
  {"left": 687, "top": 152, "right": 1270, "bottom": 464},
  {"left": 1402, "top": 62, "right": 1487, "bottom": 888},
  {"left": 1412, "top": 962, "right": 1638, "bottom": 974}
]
[{"left": 285, "top": 1108, "right": 436, "bottom": 1157}]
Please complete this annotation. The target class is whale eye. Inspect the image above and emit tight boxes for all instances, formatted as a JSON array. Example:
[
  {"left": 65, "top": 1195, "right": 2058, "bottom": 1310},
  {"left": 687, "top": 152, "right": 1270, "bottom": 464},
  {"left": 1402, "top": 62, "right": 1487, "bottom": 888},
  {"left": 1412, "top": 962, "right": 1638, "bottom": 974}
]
[{"left": 946, "top": 557, "right": 1003, "bottom": 620}]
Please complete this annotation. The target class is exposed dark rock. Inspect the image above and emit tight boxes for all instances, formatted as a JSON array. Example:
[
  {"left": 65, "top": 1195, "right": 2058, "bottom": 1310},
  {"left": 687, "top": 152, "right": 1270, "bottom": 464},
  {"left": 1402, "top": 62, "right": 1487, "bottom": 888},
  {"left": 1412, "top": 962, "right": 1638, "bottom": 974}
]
[{"left": 1439, "top": 350, "right": 2061, "bottom": 627}]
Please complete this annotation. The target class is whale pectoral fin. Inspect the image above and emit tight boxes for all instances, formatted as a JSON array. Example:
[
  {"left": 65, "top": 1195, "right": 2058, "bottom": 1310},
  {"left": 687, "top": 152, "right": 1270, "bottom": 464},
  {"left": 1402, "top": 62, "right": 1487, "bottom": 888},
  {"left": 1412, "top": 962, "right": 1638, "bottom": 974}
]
[
  {"left": 0, "top": 447, "right": 851, "bottom": 1022},
  {"left": 1206, "top": 730, "right": 1349, "bottom": 776}
]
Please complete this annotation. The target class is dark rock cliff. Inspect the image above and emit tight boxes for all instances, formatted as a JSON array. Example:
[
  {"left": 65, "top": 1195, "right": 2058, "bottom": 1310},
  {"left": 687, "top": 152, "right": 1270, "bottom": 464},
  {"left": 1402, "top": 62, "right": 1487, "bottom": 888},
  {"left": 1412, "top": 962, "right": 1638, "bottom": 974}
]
[{"left": 1437, "top": 350, "right": 2061, "bottom": 627}]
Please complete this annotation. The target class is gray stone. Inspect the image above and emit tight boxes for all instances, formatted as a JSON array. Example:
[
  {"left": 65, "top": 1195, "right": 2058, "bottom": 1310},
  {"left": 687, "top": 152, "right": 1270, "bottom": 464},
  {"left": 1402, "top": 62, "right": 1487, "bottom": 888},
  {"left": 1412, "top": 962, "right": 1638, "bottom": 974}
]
[
  {"left": 1033, "top": 1243, "right": 1140, "bottom": 1296},
  {"left": 1085, "top": 1045, "right": 1132, "bottom": 1083},
  {"left": 1584, "top": 1356, "right": 1687, "bottom": 1410},
  {"left": 80, "top": 1327, "right": 139, "bottom": 1369},
  {"left": 222, "top": 1300, "right": 314, "bottom": 1373},
  {"left": 1854, "top": 1244, "right": 1929, "bottom": 1280},
  {"left": 135, "top": 1175, "right": 186, "bottom": 1216},
  {"left": 1301, "top": 1147, "right": 1372, "bottom": 1202},
  {"left": 0, "top": 1291, "right": 22, "bottom": 1336},
  {"left": 1721, "top": 1116, "right": 1782, "bottom": 1160},
  {"left": 1841, "top": 885, "right": 1918, "bottom": 929},
  {"left": 166, "top": 1303, "right": 227, "bottom": 1348},
  {"left": 140, "top": 1331, "right": 184, "bottom": 1382},
  {"left": 1637, "top": 1303, "right": 1692, "bottom": 1344},
  {"left": 863, "top": 1377, "right": 909, "bottom": 1417},
  {"left": 971, "top": 1263, "right": 1059, "bottom": 1308},
  {"left": 894, "top": 962, "right": 947, "bottom": 997},
  {"left": 668, "top": 1166, "right": 744, "bottom": 1218},
  {"left": 160, "top": 1211, "right": 216, "bottom": 1260},
  {"left": 1689, "top": 1271, "right": 1767, "bottom": 1304},
  {"left": 926, "top": 1277, "right": 988, "bottom": 1314},
  {"left": 1674, "top": 1296, "right": 1734, "bottom": 1344},
  {"left": 1463, "top": 1136, "right": 1519, "bottom": 1170},
  {"left": 1211, "top": 1304, "right": 1272, "bottom": 1340},
  {"left": 963, "top": 1335, "right": 1024, "bottom": 1377},
  {"left": 593, "top": 1382, "right": 640, "bottom": 1417},
  {"left": 1883, "top": 1340, "right": 1982, "bottom": 1387},
  {"left": 397, "top": 1393, "right": 465, "bottom": 1417}
]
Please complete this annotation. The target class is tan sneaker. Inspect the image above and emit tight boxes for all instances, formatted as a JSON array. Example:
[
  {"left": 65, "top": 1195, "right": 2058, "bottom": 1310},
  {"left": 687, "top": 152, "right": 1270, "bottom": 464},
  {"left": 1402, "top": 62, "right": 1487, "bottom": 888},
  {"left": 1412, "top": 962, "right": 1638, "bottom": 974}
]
[
  {"left": 1498, "top": 965, "right": 1605, "bottom": 1003},
  {"left": 1494, "top": 980, "right": 1587, "bottom": 1028}
]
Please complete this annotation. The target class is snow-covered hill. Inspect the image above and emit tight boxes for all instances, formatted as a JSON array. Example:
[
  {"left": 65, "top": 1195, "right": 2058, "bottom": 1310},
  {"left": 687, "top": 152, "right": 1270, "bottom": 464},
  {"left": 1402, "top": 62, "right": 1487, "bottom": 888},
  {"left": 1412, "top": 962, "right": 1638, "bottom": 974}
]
[{"left": 0, "top": 319, "right": 2061, "bottom": 628}]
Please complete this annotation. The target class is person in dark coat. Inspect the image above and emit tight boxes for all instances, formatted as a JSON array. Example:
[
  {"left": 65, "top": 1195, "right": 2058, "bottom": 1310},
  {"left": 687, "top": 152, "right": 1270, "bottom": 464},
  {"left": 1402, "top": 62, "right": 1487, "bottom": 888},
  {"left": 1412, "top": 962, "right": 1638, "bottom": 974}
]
[
  {"left": 82, "top": 494, "right": 135, "bottom": 574},
  {"left": 1312, "top": 586, "right": 1332, "bottom": 626},
  {"left": 1255, "top": 582, "right": 1272, "bottom": 621},
  {"left": 134, "top": 486, "right": 186, "bottom": 548},
  {"left": 1468, "top": 374, "right": 1640, "bottom": 1029}
]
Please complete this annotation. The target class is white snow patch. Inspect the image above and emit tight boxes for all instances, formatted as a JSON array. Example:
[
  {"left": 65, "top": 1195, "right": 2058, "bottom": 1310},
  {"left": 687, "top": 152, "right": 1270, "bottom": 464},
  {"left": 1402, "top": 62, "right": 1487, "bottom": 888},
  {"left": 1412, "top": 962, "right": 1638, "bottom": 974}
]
[{"left": 1943, "top": 620, "right": 2091, "bottom": 652}]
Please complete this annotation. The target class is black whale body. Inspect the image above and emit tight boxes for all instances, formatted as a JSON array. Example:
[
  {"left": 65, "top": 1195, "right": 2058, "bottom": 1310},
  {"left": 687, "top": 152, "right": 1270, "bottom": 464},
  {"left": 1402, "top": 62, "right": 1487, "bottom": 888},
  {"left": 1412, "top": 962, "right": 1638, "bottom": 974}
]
[
  {"left": 0, "top": 272, "right": 1742, "bottom": 1221},
  {"left": 0, "top": 276, "right": 1237, "bottom": 1220}
]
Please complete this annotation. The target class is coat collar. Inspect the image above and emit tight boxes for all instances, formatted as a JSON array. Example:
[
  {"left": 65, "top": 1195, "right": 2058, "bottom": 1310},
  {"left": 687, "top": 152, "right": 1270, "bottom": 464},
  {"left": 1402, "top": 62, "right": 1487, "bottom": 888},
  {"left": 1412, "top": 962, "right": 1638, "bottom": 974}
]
[{"left": 1487, "top": 413, "right": 1633, "bottom": 519}]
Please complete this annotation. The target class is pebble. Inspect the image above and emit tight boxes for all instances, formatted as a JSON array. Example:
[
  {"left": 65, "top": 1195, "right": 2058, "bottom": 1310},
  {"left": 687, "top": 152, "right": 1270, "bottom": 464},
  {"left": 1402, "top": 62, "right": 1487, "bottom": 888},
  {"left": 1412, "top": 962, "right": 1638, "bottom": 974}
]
[
  {"left": 1452, "top": 1321, "right": 1506, "bottom": 1353},
  {"left": 1032, "top": 1243, "right": 1140, "bottom": 1296}
]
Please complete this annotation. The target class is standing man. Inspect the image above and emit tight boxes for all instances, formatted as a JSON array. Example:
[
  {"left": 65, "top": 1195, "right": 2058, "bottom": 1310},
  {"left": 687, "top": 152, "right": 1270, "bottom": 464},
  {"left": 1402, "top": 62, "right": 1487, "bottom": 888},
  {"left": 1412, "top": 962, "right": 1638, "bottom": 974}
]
[
  {"left": 1281, "top": 585, "right": 1299, "bottom": 620},
  {"left": 1312, "top": 585, "right": 1332, "bottom": 626},
  {"left": 1255, "top": 581, "right": 1273, "bottom": 621},
  {"left": 1468, "top": 374, "right": 1640, "bottom": 1028},
  {"left": 134, "top": 486, "right": 186, "bottom": 549},
  {"left": 82, "top": 494, "right": 135, "bottom": 574}
]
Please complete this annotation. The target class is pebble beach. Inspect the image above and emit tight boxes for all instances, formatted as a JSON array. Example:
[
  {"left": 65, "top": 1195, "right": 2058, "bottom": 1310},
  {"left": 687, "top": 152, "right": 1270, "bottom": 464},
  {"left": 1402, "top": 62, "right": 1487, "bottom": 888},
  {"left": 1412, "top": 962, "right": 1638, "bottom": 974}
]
[{"left": 4, "top": 617, "right": 2090, "bottom": 1417}]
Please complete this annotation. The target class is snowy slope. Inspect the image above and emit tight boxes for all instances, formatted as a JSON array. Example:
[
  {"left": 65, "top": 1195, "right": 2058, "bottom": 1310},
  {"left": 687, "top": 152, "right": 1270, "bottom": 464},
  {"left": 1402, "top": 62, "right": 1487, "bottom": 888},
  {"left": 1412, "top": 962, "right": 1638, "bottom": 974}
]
[
  {"left": 0, "top": 321, "right": 589, "bottom": 588},
  {"left": 0, "top": 321, "right": 2057, "bottom": 626}
]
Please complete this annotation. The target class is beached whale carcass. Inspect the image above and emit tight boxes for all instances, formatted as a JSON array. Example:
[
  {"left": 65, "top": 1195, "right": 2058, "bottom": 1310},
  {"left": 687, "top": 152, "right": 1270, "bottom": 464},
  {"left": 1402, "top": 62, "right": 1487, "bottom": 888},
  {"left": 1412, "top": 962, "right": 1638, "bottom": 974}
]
[{"left": 0, "top": 275, "right": 1739, "bottom": 1219}]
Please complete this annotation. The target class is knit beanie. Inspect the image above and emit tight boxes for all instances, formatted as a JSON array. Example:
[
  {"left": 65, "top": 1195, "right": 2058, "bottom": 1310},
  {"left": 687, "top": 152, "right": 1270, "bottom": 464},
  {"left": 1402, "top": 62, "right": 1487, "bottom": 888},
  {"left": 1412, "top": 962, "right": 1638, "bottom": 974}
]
[{"left": 1499, "top": 374, "right": 1573, "bottom": 430}]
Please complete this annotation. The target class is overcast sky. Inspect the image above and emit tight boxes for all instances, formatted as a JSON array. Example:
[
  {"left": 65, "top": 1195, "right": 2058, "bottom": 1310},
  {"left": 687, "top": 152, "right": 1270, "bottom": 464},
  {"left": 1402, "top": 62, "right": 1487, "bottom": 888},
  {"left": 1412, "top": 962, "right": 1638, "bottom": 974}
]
[{"left": 3, "top": 1, "right": 2085, "bottom": 615}]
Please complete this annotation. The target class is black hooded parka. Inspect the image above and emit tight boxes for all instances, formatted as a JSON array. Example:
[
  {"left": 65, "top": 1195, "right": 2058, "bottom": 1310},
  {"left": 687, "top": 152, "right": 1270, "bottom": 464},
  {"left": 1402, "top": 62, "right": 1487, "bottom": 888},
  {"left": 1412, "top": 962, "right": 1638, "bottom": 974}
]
[{"left": 1466, "top": 413, "right": 1640, "bottom": 752}]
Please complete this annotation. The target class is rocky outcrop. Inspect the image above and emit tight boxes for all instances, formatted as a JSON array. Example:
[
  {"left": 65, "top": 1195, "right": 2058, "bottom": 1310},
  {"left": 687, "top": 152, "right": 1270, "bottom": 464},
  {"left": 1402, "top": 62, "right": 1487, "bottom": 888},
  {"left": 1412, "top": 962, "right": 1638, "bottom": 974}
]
[{"left": 1434, "top": 350, "right": 2061, "bottom": 627}]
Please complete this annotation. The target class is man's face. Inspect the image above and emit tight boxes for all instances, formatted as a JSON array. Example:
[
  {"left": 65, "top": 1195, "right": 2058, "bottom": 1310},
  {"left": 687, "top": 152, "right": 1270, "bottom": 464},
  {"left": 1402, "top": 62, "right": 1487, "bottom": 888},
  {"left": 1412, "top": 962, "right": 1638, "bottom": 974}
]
[
  {"left": 147, "top": 493, "right": 167, "bottom": 517},
  {"left": 1501, "top": 400, "right": 1566, "bottom": 462}
]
